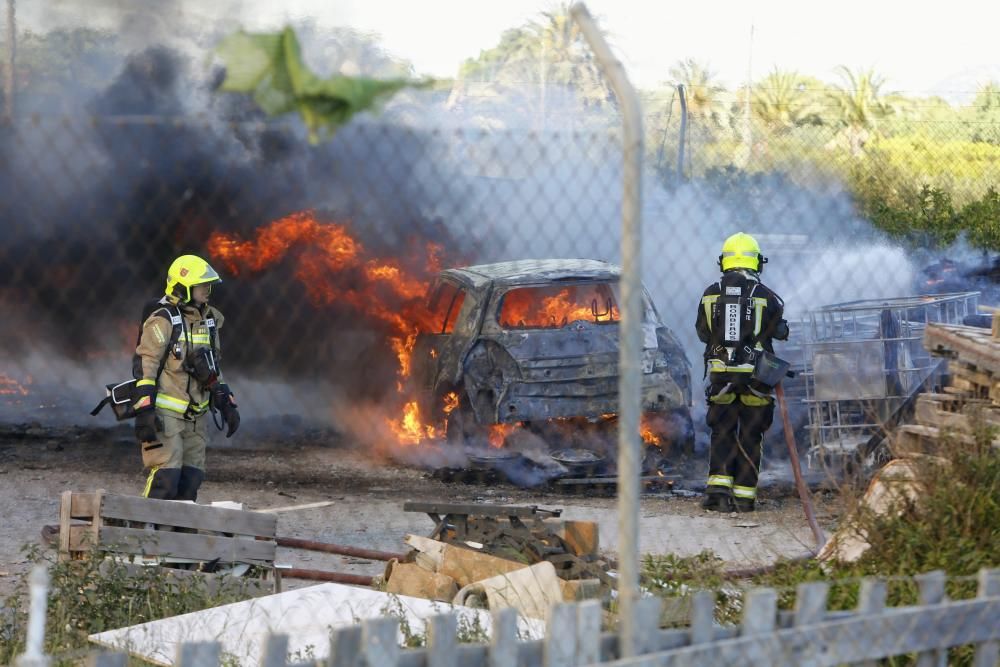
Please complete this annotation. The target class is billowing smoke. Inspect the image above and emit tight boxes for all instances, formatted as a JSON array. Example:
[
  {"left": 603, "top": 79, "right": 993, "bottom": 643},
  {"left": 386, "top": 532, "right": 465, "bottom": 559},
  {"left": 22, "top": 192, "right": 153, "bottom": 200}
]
[{"left": 0, "top": 11, "right": 933, "bottom": 475}]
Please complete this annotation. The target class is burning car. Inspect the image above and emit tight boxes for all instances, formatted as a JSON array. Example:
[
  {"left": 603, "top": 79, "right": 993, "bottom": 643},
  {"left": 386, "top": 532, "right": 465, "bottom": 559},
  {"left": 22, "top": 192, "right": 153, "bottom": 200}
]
[{"left": 410, "top": 259, "right": 693, "bottom": 453}]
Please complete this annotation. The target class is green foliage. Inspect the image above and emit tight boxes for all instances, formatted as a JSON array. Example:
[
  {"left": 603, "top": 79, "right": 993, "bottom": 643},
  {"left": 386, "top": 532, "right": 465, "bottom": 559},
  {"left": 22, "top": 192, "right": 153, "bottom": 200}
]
[
  {"left": 0, "top": 547, "right": 257, "bottom": 664},
  {"left": 454, "top": 2, "right": 612, "bottom": 117},
  {"left": 641, "top": 420, "right": 999, "bottom": 664},
  {"left": 215, "top": 27, "right": 427, "bottom": 142},
  {"left": 746, "top": 69, "right": 825, "bottom": 132}
]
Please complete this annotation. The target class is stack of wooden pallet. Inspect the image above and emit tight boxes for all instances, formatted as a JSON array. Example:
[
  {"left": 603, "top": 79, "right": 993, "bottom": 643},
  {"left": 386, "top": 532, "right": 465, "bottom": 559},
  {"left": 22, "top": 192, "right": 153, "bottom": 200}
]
[{"left": 895, "top": 321, "right": 1000, "bottom": 454}]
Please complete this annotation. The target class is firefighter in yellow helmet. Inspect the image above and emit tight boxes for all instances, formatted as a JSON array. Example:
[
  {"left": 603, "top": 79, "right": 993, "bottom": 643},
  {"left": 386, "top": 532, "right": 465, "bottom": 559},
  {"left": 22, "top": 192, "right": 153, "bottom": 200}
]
[
  {"left": 695, "top": 233, "right": 789, "bottom": 512},
  {"left": 132, "top": 255, "right": 240, "bottom": 500}
]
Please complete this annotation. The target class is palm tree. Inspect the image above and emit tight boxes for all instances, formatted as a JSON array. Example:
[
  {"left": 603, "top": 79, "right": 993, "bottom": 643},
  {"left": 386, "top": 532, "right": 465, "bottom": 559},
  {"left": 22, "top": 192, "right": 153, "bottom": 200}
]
[
  {"left": 507, "top": 4, "right": 612, "bottom": 108},
  {"left": 750, "top": 68, "right": 823, "bottom": 132},
  {"left": 668, "top": 59, "right": 726, "bottom": 127},
  {"left": 827, "top": 66, "right": 896, "bottom": 155},
  {"left": 450, "top": 4, "right": 613, "bottom": 119}
]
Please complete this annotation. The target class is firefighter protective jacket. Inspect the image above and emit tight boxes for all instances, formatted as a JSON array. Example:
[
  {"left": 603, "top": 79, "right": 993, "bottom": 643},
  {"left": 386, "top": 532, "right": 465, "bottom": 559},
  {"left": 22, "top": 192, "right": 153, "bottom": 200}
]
[
  {"left": 695, "top": 269, "right": 787, "bottom": 387},
  {"left": 135, "top": 302, "right": 225, "bottom": 419}
]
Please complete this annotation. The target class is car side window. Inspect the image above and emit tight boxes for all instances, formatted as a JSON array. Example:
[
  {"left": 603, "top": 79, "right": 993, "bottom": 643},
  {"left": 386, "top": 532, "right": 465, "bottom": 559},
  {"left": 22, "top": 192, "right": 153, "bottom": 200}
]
[
  {"left": 426, "top": 281, "right": 466, "bottom": 334},
  {"left": 499, "top": 283, "right": 620, "bottom": 329}
]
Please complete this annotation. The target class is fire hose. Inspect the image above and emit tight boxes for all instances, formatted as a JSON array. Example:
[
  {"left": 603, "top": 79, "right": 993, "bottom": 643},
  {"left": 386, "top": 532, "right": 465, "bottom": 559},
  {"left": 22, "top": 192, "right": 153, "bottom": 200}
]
[
  {"left": 775, "top": 383, "right": 827, "bottom": 553},
  {"left": 274, "top": 537, "right": 405, "bottom": 562}
]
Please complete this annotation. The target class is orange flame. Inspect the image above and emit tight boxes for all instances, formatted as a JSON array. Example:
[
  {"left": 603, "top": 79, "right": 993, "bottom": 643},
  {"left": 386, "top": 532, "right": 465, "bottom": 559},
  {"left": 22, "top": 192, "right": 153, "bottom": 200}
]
[
  {"left": 488, "top": 423, "right": 517, "bottom": 448},
  {"left": 442, "top": 392, "right": 460, "bottom": 415},
  {"left": 207, "top": 211, "right": 452, "bottom": 447},
  {"left": 207, "top": 211, "right": 443, "bottom": 386},
  {"left": 388, "top": 400, "right": 440, "bottom": 446},
  {"left": 499, "top": 285, "right": 618, "bottom": 330},
  {"left": 0, "top": 373, "right": 31, "bottom": 397}
]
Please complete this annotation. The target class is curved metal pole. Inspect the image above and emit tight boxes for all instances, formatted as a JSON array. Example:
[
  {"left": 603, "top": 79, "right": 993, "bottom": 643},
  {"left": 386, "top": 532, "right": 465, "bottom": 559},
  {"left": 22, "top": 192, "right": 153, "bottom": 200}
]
[{"left": 570, "top": 3, "right": 644, "bottom": 658}]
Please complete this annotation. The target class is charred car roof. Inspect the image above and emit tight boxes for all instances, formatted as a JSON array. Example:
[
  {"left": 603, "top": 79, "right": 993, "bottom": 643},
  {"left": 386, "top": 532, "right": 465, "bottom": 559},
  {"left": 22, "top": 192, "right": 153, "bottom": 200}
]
[{"left": 442, "top": 259, "right": 620, "bottom": 287}]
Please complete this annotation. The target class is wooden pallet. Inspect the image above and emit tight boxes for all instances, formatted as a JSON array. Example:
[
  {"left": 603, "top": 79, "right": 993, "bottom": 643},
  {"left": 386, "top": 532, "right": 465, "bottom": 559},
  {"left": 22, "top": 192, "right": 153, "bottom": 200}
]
[
  {"left": 925, "top": 323, "right": 1000, "bottom": 379},
  {"left": 59, "top": 490, "right": 278, "bottom": 568}
]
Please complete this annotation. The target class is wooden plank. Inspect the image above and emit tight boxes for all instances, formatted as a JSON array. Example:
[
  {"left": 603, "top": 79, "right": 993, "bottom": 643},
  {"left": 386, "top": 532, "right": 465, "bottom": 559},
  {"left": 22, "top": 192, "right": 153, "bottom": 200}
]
[
  {"left": 597, "top": 597, "right": 1000, "bottom": 667},
  {"left": 793, "top": 583, "right": 828, "bottom": 626},
  {"left": 576, "top": 600, "right": 602, "bottom": 665},
  {"left": 634, "top": 597, "right": 663, "bottom": 655},
  {"left": 916, "top": 571, "right": 948, "bottom": 667},
  {"left": 101, "top": 494, "right": 277, "bottom": 537},
  {"left": 688, "top": 592, "right": 715, "bottom": 645},
  {"left": 925, "top": 324, "right": 1000, "bottom": 377},
  {"left": 856, "top": 579, "right": 888, "bottom": 667},
  {"left": 489, "top": 608, "right": 519, "bottom": 667},
  {"left": 327, "top": 626, "right": 362, "bottom": 667},
  {"left": 426, "top": 614, "right": 457, "bottom": 667},
  {"left": 259, "top": 634, "right": 288, "bottom": 667},
  {"left": 175, "top": 641, "right": 221, "bottom": 667},
  {"left": 361, "top": 618, "right": 399, "bottom": 667},
  {"left": 58, "top": 491, "right": 73, "bottom": 561},
  {"left": 92, "top": 490, "right": 105, "bottom": 553},
  {"left": 70, "top": 492, "right": 101, "bottom": 520},
  {"left": 544, "top": 603, "right": 577, "bottom": 667},
  {"left": 69, "top": 526, "right": 275, "bottom": 564},
  {"left": 741, "top": 589, "right": 777, "bottom": 635},
  {"left": 974, "top": 569, "right": 1000, "bottom": 667}
]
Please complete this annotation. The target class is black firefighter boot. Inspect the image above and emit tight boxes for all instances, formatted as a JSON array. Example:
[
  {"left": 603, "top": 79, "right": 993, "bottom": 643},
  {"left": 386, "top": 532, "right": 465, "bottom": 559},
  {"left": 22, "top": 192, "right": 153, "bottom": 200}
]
[
  {"left": 175, "top": 466, "right": 206, "bottom": 502},
  {"left": 701, "top": 491, "right": 734, "bottom": 513},
  {"left": 145, "top": 467, "right": 182, "bottom": 500}
]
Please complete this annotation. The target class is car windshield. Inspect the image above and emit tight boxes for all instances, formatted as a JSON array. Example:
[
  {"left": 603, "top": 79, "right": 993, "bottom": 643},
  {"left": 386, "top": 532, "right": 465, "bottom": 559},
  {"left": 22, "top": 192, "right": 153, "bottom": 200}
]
[{"left": 498, "top": 282, "right": 620, "bottom": 330}]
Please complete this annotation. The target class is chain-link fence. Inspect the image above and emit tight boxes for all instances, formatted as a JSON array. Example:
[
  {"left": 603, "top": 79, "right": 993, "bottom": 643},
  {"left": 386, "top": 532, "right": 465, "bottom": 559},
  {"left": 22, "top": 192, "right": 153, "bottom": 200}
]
[
  {"left": 2, "top": 93, "right": 995, "bottom": 451},
  {"left": 3, "top": 11, "right": 1000, "bottom": 666}
]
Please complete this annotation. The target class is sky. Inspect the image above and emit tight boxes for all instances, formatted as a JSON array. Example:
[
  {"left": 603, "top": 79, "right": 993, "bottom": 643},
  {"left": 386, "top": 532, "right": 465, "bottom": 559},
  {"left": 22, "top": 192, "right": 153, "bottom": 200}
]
[{"left": 20, "top": 0, "right": 1000, "bottom": 99}]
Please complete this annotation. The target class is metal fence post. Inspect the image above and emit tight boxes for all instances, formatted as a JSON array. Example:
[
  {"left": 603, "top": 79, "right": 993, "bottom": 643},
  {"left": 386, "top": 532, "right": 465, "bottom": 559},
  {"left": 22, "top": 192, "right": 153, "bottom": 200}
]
[
  {"left": 4, "top": 0, "right": 14, "bottom": 121},
  {"left": 15, "top": 564, "right": 50, "bottom": 667},
  {"left": 569, "top": 2, "right": 644, "bottom": 659}
]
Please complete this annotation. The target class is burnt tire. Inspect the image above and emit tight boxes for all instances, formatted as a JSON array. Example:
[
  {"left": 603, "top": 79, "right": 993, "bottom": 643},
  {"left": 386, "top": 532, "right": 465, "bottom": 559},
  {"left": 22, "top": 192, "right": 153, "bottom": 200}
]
[{"left": 445, "top": 395, "right": 490, "bottom": 447}]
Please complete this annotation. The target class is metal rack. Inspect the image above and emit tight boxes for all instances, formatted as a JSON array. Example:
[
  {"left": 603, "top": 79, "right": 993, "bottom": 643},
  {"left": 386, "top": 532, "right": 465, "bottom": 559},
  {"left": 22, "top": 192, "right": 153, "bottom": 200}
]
[{"left": 799, "top": 292, "right": 980, "bottom": 468}]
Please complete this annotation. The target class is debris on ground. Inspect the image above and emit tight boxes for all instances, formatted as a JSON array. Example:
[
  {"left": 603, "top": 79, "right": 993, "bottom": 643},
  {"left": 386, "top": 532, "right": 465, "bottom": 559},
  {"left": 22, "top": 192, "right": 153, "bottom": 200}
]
[
  {"left": 381, "top": 502, "right": 612, "bottom": 617},
  {"left": 819, "top": 321, "right": 1000, "bottom": 563},
  {"left": 453, "top": 561, "right": 564, "bottom": 621}
]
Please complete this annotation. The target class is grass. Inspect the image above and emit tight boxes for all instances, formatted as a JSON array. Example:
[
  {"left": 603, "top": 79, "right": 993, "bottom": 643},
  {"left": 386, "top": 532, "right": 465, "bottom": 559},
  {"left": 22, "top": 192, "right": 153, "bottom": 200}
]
[
  {"left": 639, "top": 419, "right": 1000, "bottom": 664},
  {"left": 0, "top": 546, "right": 258, "bottom": 665}
]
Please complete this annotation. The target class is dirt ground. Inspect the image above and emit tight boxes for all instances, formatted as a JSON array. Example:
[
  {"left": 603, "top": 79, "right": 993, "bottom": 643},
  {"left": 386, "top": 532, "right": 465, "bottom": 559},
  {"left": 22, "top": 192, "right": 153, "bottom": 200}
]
[{"left": 0, "top": 421, "right": 841, "bottom": 599}]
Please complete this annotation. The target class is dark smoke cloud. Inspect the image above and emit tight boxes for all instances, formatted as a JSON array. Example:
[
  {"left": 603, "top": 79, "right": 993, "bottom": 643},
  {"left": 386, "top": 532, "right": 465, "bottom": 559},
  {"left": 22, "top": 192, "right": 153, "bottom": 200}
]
[{"left": 0, "top": 41, "right": 482, "bottom": 418}]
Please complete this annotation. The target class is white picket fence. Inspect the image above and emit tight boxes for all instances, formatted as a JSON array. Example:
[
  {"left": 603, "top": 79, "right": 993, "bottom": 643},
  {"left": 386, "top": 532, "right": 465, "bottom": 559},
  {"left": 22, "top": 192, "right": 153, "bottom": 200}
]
[{"left": 16, "top": 565, "right": 1000, "bottom": 667}]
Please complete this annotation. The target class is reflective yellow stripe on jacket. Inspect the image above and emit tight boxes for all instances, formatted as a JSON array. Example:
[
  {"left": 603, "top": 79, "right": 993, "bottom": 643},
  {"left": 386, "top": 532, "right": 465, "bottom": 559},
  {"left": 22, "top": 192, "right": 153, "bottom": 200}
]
[
  {"left": 155, "top": 393, "right": 210, "bottom": 416},
  {"left": 701, "top": 295, "right": 718, "bottom": 328}
]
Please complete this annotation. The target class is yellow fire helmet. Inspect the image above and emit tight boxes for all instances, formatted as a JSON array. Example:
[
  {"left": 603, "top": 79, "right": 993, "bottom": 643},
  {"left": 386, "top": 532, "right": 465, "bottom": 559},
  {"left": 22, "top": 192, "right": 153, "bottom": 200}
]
[
  {"left": 718, "top": 232, "right": 767, "bottom": 273},
  {"left": 165, "top": 255, "right": 222, "bottom": 304}
]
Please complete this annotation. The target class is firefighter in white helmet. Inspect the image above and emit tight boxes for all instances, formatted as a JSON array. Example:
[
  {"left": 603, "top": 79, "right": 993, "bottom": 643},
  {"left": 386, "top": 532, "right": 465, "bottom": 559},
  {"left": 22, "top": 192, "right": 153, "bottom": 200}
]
[
  {"left": 695, "top": 233, "right": 789, "bottom": 513},
  {"left": 132, "top": 255, "right": 239, "bottom": 500}
]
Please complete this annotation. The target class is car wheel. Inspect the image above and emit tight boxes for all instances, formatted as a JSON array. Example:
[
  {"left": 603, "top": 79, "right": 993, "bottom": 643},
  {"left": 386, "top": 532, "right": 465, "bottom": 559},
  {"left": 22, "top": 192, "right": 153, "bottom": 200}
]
[
  {"left": 644, "top": 408, "right": 695, "bottom": 458},
  {"left": 445, "top": 394, "right": 491, "bottom": 447}
]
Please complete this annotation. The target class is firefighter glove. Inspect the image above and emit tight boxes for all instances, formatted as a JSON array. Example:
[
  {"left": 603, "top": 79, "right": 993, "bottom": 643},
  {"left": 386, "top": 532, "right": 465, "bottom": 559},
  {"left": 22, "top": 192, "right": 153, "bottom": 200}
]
[
  {"left": 135, "top": 409, "right": 158, "bottom": 443},
  {"left": 774, "top": 319, "right": 790, "bottom": 341},
  {"left": 213, "top": 383, "right": 240, "bottom": 437},
  {"left": 132, "top": 382, "right": 158, "bottom": 442}
]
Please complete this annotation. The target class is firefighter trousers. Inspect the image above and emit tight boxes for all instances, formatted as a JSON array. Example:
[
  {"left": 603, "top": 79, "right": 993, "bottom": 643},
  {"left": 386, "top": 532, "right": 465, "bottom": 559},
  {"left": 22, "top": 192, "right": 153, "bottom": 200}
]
[
  {"left": 140, "top": 412, "right": 208, "bottom": 501},
  {"left": 705, "top": 394, "right": 774, "bottom": 501}
]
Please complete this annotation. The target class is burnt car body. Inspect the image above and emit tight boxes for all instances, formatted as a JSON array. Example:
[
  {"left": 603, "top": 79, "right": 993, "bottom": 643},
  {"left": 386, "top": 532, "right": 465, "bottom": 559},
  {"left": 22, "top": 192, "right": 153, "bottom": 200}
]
[{"left": 411, "top": 259, "right": 693, "bottom": 449}]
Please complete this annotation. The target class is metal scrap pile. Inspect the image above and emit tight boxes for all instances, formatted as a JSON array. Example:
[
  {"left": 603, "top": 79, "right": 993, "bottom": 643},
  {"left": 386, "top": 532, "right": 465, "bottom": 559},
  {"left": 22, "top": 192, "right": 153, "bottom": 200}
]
[{"left": 382, "top": 502, "right": 610, "bottom": 620}]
